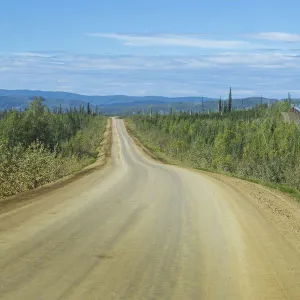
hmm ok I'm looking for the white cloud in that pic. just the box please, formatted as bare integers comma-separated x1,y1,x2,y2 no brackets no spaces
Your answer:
1,52,300,74
248,32,300,42
12,52,58,58
1,52,300,97
205,53,299,68
87,33,252,49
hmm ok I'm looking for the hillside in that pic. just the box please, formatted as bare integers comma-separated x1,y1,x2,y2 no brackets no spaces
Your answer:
0,89,278,115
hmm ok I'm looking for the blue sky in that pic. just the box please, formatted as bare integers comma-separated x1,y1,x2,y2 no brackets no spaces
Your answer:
1,0,300,97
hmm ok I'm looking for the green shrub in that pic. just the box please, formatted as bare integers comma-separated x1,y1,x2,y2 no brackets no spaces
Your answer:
127,100,300,191
0,98,107,198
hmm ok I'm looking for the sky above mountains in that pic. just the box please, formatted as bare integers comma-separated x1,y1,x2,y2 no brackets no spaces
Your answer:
1,0,300,98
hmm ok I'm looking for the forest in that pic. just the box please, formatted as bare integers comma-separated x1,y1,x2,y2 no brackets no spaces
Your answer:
127,99,300,191
0,97,107,198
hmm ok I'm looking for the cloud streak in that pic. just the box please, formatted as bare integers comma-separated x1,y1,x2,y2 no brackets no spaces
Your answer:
2,32,300,97
2,52,300,72
0,51,299,97
248,32,300,42
87,33,252,49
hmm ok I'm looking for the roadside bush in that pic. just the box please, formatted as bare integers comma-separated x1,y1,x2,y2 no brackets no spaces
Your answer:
0,98,107,198
127,100,300,191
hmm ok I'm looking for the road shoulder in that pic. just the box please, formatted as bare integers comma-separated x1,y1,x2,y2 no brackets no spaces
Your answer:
0,118,113,214
125,120,300,254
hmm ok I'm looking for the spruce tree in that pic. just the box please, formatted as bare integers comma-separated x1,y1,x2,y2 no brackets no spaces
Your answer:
87,102,91,115
228,87,232,112
218,97,222,113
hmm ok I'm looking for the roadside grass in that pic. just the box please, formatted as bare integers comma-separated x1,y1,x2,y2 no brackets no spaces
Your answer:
0,118,111,200
125,120,300,203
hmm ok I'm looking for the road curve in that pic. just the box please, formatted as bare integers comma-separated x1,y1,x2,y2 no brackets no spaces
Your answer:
1,118,300,299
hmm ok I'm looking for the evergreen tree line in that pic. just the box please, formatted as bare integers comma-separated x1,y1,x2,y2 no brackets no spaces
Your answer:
218,87,233,113
127,100,300,190
0,97,107,198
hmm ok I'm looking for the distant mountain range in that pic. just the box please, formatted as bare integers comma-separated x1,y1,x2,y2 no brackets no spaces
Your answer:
0,89,279,115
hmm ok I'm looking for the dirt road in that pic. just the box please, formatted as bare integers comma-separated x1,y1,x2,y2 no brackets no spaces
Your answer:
1,118,300,299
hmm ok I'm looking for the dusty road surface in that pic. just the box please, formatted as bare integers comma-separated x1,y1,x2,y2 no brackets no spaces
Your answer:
1,118,300,300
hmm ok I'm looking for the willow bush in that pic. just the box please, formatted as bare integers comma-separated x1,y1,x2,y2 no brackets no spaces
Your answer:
127,100,300,190
0,98,106,198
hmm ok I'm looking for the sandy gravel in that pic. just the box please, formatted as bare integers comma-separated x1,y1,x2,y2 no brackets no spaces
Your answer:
0,118,300,299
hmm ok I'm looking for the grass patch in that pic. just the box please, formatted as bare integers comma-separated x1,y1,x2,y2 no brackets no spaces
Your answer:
126,120,300,203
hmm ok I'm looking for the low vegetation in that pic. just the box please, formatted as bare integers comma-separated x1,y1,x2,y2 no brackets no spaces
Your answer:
0,98,107,198
127,99,300,193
